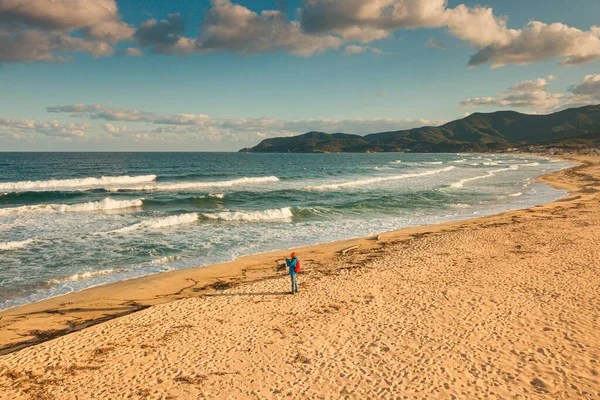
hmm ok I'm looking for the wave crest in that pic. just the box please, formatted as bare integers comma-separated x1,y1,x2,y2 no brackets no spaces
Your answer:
0,175,156,192
203,207,293,221
107,213,199,234
449,166,518,189
0,198,143,216
45,256,182,286
195,193,225,199
307,166,456,190
0,239,34,251
106,176,279,192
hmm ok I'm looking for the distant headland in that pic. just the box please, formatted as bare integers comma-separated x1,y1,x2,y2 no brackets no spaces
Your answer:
240,105,600,153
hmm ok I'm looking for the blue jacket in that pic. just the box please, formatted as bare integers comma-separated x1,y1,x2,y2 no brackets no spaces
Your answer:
286,257,298,275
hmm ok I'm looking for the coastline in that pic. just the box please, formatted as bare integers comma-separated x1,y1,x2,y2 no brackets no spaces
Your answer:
0,155,588,355
0,154,599,398
0,156,594,350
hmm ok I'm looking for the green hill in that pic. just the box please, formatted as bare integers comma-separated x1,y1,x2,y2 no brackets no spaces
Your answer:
239,105,600,153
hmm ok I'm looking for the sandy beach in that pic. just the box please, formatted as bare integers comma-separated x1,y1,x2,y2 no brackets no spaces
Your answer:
0,154,599,399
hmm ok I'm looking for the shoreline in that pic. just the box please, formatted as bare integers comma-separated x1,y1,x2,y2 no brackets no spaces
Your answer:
0,155,587,355
1,154,599,398
0,155,567,312
0,171,567,314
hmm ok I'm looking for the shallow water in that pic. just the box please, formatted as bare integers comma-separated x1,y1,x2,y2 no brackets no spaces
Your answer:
0,152,570,310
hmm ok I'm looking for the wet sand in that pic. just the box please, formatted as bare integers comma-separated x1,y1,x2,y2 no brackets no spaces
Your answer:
0,155,599,399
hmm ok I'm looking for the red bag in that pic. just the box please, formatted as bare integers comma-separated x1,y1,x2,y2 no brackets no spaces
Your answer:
294,260,301,273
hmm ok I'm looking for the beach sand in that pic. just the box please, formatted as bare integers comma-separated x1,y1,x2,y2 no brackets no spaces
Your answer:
0,155,599,399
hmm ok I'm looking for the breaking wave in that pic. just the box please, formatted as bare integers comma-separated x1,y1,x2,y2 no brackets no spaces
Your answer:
46,269,119,285
45,256,182,286
107,213,199,234
306,166,456,190
0,175,156,192
203,207,294,221
0,198,143,216
449,165,519,189
105,176,280,192
196,193,225,199
0,239,34,251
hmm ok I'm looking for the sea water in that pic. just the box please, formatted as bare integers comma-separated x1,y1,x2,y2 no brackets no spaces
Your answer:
0,152,571,310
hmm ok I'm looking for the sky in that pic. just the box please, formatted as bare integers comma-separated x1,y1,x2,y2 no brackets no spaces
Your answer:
1,0,600,151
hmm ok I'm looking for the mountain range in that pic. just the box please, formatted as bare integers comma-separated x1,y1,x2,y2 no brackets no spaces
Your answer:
239,105,600,153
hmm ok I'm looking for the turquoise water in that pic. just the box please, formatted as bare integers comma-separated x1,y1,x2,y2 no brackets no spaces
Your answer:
0,152,570,309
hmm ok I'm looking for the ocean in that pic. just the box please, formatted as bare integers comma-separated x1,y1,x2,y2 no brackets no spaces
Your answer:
0,152,570,310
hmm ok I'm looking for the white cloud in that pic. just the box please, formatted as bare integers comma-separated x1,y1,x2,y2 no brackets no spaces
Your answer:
0,0,132,38
133,13,189,55
567,74,600,106
301,0,600,68
467,21,600,68
0,30,114,63
124,47,142,57
1,0,599,67
0,118,91,139
198,1,342,56
459,76,563,111
102,123,128,134
0,0,133,64
133,3,342,57
46,103,444,141
343,44,384,55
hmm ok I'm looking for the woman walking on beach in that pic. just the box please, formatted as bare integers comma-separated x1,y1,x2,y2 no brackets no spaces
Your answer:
286,252,300,294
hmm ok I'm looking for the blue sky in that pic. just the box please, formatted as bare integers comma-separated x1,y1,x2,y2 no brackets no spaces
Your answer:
1,0,599,151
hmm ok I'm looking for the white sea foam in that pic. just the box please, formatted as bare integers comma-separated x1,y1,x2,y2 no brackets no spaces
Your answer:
423,161,443,165
46,269,119,285
451,159,467,163
508,192,524,197
519,162,541,167
0,175,156,192
203,207,294,221
107,213,199,234
195,193,226,199
141,255,182,266
449,165,519,189
106,176,279,192
307,166,456,190
0,198,143,216
449,203,471,208
45,255,182,286
0,239,34,251
389,160,402,164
